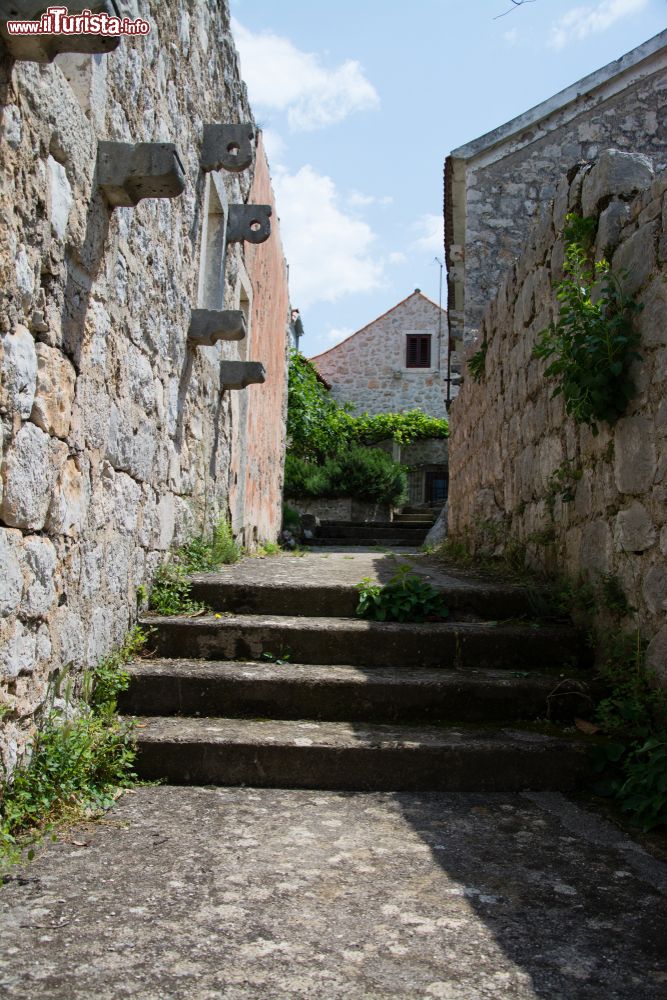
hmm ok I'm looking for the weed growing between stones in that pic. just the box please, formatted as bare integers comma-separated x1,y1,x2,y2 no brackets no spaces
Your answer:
0,626,149,871
356,565,449,624
467,338,488,383
534,213,643,434
148,519,241,616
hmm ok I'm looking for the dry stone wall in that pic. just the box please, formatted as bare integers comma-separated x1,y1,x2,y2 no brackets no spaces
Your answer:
0,2,289,771
448,151,667,683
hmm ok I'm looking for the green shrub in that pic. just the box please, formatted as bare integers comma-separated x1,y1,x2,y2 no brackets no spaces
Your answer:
285,448,407,506
356,566,449,623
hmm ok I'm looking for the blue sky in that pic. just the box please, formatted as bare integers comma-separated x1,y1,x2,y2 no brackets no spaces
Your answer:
229,0,666,357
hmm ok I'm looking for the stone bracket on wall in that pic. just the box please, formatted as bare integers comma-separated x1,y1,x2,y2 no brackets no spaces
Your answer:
97,141,186,208
220,361,266,389
226,205,272,245
188,309,247,348
200,124,255,174
0,1,121,62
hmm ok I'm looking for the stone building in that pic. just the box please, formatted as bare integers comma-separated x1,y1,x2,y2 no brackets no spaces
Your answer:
311,291,451,506
448,149,667,683
0,1,290,771
445,29,667,348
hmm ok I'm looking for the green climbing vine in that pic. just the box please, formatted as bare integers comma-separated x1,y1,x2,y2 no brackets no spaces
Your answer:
534,213,643,434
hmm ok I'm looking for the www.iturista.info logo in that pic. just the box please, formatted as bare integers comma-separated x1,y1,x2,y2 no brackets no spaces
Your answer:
5,5,151,37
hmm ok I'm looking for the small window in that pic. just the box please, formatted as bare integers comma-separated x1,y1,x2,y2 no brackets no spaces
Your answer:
406,334,431,369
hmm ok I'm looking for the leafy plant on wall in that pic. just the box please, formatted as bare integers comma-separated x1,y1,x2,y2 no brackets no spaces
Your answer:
534,213,643,434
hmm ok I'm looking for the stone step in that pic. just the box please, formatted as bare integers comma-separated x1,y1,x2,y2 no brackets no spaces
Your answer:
188,577,556,621
142,614,589,671
303,537,425,548
131,716,591,791
121,659,594,723
394,513,436,524
313,524,429,540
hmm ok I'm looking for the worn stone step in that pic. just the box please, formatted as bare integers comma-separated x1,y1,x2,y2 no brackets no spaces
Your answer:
131,716,590,791
189,576,559,621
316,523,428,539
394,513,436,523
303,537,425,548
121,659,594,723
142,614,589,671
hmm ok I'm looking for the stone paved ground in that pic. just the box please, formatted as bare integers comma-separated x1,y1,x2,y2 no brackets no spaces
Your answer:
0,786,666,999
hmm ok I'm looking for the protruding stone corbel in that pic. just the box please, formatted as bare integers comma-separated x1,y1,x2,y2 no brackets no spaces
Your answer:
220,361,266,389
0,1,121,62
188,310,246,347
97,141,186,208
201,124,254,174
226,205,271,245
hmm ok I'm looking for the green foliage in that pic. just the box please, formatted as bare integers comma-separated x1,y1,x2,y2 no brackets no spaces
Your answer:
86,625,150,713
356,565,449,623
546,460,583,510
351,410,448,446
534,213,643,433
284,448,407,506
287,351,448,460
591,630,667,831
467,340,488,383
149,519,240,616
0,628,146,868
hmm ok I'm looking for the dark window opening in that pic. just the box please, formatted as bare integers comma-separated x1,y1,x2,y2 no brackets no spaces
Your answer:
425,468,448,504
406,334,431,368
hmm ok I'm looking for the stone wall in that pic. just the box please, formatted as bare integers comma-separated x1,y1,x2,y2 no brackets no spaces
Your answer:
446,31,667,348
0,2,289,771
448,151,667,682
311,290,451,418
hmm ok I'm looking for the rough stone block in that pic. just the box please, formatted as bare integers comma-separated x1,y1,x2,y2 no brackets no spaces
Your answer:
637,276,667,348
580,520,612,577
0,528,24,618
581,150,654,217
0,620,36,679
220,361,266,390
188,310,247,347
611,222,657,297
1,423,66,531
1,324,37,420
642,564,667,615
595,200,630,257
614,501,656,553
97,141,186,208
646,624,667,685
47,155,73,240
200,124,254,173
47,456,89,537
31,343,76,438
22,536,57,619
614,416,657,495
226,205,272,245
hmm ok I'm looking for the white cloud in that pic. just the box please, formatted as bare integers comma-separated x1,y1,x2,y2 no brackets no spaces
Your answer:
411,214,444,255
272,164,385,307
503,28,519,44
261,128,286,164
347,191,393,209
388,251,408,265
325,326,355,346
232,19,379,131
549,0,649,49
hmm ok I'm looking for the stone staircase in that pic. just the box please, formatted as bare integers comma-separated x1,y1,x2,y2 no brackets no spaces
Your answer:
120,562,595,792
304,519,430,548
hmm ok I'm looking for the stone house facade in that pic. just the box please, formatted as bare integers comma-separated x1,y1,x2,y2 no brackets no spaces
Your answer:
0,1,289,771
445,29,667,349
311,291,451,506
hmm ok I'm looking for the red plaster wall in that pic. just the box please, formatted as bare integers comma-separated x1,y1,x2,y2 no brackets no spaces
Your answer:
229,134,289,545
